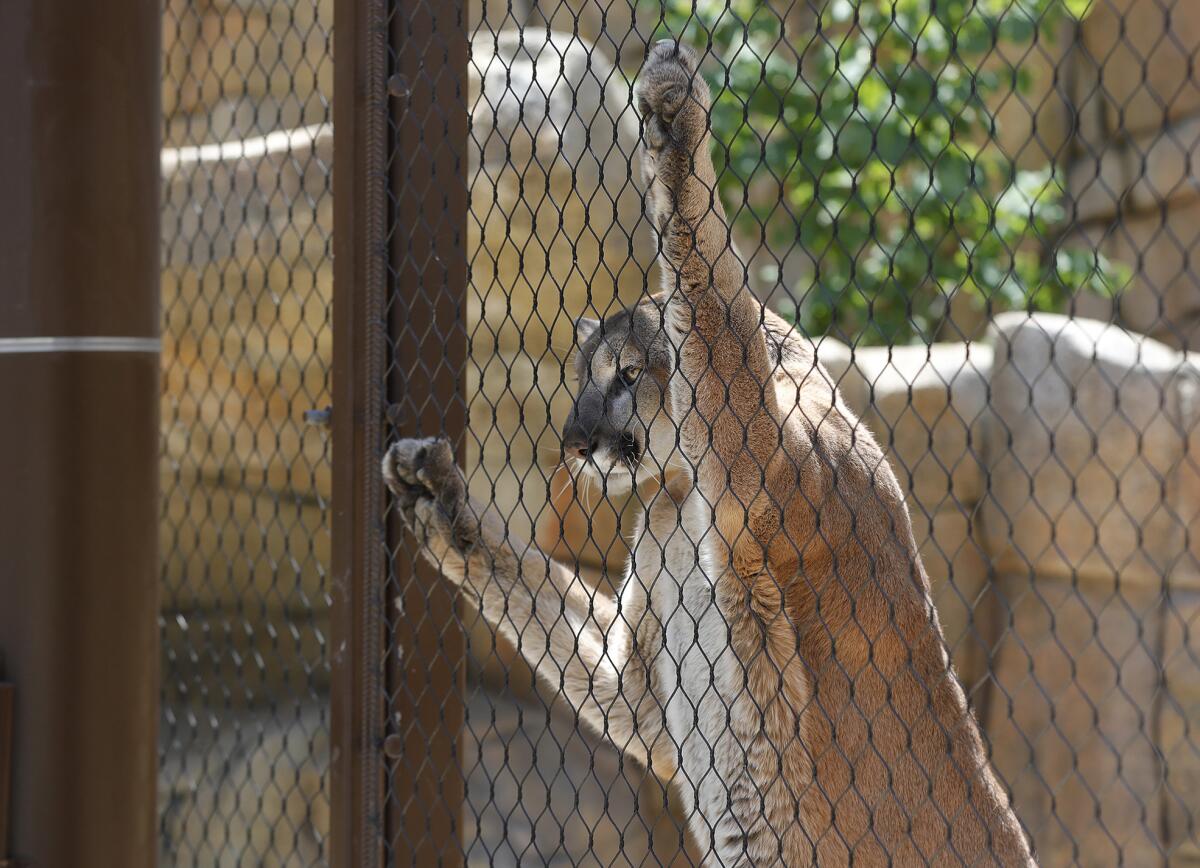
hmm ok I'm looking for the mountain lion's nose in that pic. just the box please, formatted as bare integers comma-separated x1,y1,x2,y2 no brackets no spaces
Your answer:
563,430,598,461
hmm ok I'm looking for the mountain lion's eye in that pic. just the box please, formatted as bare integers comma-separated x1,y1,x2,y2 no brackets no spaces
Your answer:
620,365,642,385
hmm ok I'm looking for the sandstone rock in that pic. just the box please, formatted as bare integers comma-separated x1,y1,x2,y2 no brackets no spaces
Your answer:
986,575,1164,868
162,123,333,269
160,123,331,642
465,352,571,544
842,342,992,508
162,0,332,145
161,468,329,619
1159,588,1200,865
1110,197,1200,349
162,0,202,121
467,30,652,358
1179,380,1200,598
1070,115,1200,225
990,15,1076,169
1082,0,1200,138
983,312,1199,590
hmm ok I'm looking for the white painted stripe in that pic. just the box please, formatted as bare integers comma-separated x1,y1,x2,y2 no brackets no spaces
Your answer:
160,122,332,173
0,336,161,355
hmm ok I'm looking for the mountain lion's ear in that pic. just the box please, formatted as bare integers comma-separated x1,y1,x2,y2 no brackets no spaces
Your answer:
575,316,600,345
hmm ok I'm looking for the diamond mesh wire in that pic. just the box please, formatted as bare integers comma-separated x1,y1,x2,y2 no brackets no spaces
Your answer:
375,0,1200,864
158,1,334,865
159,0,1200,863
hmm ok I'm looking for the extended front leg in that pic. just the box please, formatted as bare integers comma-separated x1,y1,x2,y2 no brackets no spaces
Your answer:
636,43,781,516
637,41,740,292
382,438,671,774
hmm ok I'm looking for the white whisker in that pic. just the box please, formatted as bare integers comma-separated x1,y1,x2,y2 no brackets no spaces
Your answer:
546,460,569,500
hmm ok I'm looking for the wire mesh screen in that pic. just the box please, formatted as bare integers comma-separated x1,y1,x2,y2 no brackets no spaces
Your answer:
371,0,1200,864
158,1,334,864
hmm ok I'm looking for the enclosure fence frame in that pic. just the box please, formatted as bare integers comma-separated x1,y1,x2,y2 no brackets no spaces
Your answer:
331,0,469,864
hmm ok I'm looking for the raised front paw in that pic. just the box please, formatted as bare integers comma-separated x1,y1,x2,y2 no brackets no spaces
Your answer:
636,40,710,153
382,437,476,554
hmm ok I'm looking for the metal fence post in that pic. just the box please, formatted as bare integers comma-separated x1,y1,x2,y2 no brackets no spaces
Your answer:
332,0,468,864
0,1,161,866
383,0,470,860
331,0,388,864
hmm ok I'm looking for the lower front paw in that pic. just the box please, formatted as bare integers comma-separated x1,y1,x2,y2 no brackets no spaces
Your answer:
381,437,476,554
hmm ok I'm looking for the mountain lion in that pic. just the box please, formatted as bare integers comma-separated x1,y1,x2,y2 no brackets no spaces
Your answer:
382,41,1032,867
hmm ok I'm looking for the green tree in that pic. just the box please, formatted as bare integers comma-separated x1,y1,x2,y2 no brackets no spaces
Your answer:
644,0,1126,344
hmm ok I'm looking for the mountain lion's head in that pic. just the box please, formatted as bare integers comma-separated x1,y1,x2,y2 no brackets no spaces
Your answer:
561,298,680,493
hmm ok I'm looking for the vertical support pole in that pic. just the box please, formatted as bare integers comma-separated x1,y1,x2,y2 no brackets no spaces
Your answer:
332,0,468,864
0,1,161,867
384,0,469,861
0,678,13,863
331,0,387,865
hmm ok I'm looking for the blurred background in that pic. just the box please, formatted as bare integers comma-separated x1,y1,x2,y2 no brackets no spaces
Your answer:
156,0,1200,865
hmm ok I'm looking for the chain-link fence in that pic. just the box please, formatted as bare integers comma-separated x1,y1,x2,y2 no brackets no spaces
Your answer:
375,0,1200,864
159,1,333,865
158,0,1200,864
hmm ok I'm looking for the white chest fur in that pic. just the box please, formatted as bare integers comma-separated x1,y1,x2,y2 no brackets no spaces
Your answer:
629,488,746,858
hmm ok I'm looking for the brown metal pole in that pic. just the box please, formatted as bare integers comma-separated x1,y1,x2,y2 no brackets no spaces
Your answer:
0,678,12,862
331,0,388,866
332,0,468,864
383,0,469,851
0,1,161,867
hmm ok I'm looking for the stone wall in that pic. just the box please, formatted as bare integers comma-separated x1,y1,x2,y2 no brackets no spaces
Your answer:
160,123,333,709
162,0,332,148
992,0,1200,348
983,313,1200,866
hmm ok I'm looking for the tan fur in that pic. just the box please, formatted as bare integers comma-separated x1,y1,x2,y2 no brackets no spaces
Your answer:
634,41,1032,866
381,41,1033,866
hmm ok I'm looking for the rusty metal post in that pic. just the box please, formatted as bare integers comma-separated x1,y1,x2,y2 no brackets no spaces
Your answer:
332,0,468,864
0,1,161,867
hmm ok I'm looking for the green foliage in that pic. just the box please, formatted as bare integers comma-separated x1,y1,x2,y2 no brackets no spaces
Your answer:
643,0,1128,344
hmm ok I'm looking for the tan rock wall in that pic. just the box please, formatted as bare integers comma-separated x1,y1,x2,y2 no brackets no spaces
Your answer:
983,312,1196,590
1061,2,1200,348
160,124,333,694
985,575,1165,867
162,0,333,147
983,312,1200,865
